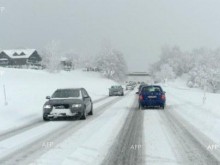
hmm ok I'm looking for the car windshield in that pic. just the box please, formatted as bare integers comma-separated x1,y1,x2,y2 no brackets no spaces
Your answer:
51,89,80,98
142,86,162,93
111,86,121,89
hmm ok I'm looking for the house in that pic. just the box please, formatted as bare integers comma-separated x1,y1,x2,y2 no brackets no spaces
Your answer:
0,49,42,67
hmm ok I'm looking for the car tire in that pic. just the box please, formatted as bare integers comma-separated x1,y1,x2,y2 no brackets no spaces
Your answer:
88,104,93,115
43,115,49,121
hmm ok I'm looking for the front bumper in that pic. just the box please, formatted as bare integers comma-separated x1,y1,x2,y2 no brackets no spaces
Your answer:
43,106,84,118
110,91,123,95
139,100,165,107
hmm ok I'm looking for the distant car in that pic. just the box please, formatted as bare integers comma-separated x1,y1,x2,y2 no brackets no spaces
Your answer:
109,85,124,96
138,85,166,109
126,84,134,90
43,88,93,121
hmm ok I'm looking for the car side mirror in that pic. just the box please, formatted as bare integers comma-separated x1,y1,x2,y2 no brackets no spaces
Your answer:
136,92,139,94
46,96,50,99
83,95,89,99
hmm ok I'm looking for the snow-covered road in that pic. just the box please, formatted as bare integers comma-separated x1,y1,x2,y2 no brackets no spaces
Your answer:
101,90,220,165
143,109,219,165
1,89,219,165
0,69,219,165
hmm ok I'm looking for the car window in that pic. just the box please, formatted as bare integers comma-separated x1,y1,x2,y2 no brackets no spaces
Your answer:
51,89,79,98
141,86,162,93
81,89,89,97
111,86,121,89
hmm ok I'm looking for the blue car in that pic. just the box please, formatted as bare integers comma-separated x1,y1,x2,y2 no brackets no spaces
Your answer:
138,85,166,109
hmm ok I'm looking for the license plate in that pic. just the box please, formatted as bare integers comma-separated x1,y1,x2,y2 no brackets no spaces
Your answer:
55,106,65,109
148,96,157,98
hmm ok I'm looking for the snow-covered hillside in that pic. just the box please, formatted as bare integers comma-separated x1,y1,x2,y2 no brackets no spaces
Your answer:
0,68,117,133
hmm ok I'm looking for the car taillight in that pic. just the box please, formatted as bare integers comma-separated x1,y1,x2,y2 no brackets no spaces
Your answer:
139,95,144,100
161,94,166,100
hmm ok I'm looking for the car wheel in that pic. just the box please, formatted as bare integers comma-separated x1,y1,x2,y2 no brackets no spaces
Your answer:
43,115,49,121
88,104,93,115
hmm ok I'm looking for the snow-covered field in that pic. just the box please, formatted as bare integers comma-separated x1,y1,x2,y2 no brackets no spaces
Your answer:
0,67,219,165
0,68,117,133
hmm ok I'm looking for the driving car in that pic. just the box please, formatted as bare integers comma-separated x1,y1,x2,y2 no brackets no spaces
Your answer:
126,84,135,90
109,85,124,96
138,85,166,109
43,88,93,121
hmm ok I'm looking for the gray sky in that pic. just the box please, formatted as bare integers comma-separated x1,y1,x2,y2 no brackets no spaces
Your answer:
1,0,220,71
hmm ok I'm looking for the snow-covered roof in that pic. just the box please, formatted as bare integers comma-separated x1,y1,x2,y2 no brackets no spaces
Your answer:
1,49,36,59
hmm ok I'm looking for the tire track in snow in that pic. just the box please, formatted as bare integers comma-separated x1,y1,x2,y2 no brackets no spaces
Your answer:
158,107,220,165
102,100,145,165
0,95,110,142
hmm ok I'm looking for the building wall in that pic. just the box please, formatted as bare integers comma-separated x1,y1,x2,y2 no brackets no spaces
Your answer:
11,58,27,65
0,52,12,65
28,51,42,63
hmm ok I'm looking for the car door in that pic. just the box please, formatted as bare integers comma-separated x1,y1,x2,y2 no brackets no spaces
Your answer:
81,89,91,113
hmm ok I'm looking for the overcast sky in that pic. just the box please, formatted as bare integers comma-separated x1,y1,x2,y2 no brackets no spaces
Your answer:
1,0,220,71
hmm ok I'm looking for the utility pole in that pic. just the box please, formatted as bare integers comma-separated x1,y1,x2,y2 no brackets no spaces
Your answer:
202,80,207,104
3,85,7,106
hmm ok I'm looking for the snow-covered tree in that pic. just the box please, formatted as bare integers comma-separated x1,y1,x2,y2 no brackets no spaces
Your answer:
151,45,220,92
41,40,62,73
95,44,128,82
153,64,175,82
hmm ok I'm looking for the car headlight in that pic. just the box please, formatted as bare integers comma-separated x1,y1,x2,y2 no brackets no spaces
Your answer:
44,105,52,109
72,104,82,108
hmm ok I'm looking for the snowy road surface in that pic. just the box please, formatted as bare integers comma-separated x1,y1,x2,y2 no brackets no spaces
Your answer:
0,90,219,165
0,82,219,164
